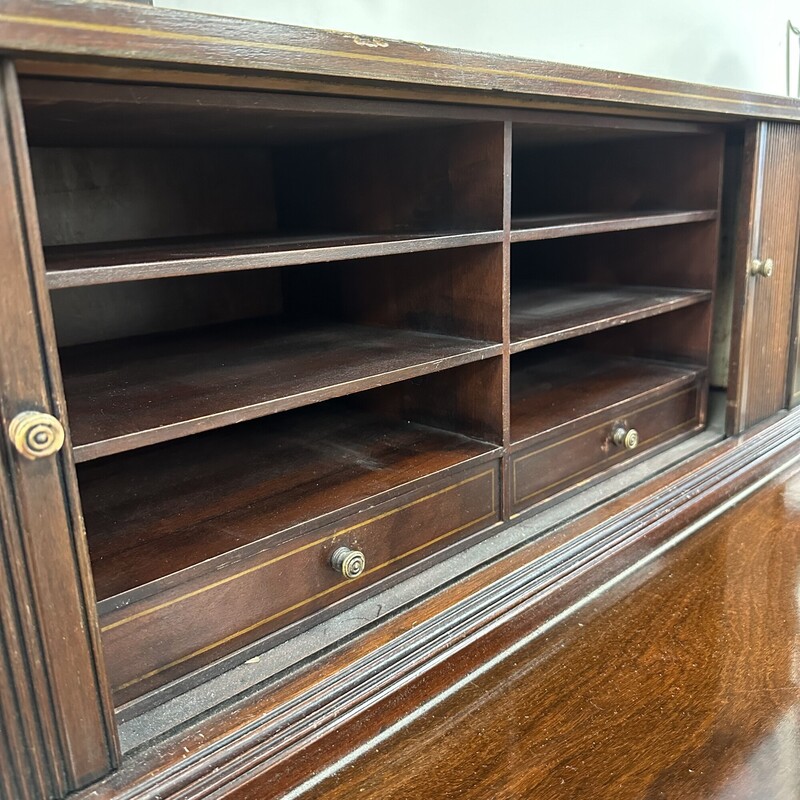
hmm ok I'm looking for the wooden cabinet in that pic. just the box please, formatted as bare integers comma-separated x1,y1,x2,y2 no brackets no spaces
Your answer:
2,4,800,799
728,122,800,432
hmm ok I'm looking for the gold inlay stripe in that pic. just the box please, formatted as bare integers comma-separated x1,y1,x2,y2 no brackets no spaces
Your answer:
512,388,697,505
112,469,498,692
0,13,796,112
103,468,495,633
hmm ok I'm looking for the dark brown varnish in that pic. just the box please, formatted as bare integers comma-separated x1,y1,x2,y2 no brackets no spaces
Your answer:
307,461,800,800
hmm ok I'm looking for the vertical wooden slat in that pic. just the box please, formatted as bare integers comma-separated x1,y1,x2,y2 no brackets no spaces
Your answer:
727,122,800,433
0,61,118,798
500,120,512,519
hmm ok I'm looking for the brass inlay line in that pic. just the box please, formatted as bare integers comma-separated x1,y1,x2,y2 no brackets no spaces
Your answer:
512,389,696,505
113,469,498,692
1,13,796,112
103,468,495,633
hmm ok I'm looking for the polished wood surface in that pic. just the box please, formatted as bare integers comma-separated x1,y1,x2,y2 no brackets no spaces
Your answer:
64,410,800,800
306,460,800,800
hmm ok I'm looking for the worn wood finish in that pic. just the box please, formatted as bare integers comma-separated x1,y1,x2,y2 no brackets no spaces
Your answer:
510,285,711,353
44,230,504,288
510,208,717,242
2,6,798,798
306,459,800,800
510,352,704,446
16,75,712,147
81,403,499,604
728,122,800,433
67,402,800,800
101,459,501,704
510,380,702,514
4,1,800,121
60,320,501,461
0,61,118,797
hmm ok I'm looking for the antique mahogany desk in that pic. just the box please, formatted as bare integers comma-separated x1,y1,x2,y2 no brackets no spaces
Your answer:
2,3,800,798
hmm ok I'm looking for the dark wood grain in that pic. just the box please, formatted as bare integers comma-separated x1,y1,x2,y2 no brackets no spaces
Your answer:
727,122,800,433
44,230,503,288
510,208,717,242
512,134,723,218
510,351,703,446
67,399,800,800
306,460,800,800
12,77,716,149
510,382,701,513
100,459,500,704
275,122,504,235
512,220,720,291
18,77,469,147
80,403,498,603
0,61,118,798
510,284,711,352
4,0,800,121
60,320,501,461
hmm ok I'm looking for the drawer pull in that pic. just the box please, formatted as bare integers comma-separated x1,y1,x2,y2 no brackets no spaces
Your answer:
330,546,366,580
612,424,639,450
9,411,65,460
749,257,774,277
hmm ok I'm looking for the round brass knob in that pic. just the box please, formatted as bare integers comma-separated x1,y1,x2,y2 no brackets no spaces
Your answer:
750,258,774,277
9,411,65,460
330,546,366,580
612,425,639,450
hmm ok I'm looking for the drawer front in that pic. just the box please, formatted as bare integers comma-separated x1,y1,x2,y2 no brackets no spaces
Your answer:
510,384,701,516
101,460,500,703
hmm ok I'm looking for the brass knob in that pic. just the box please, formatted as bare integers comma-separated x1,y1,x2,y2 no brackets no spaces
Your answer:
9,411,65,460
750,258,774,277
612,425,639,450
330,546,366,580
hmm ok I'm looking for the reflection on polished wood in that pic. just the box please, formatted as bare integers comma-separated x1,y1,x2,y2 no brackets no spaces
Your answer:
307,462,800,800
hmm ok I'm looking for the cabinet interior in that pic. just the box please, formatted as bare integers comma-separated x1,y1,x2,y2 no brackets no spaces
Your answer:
19,77,729,710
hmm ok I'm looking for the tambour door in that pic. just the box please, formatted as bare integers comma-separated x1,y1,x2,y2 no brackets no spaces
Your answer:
0,63,118,800
728,122,800,433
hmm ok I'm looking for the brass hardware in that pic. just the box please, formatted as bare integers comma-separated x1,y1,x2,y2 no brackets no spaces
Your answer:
749,258,774,277
9,411,65,460
330,546,366,580
612,424,639,450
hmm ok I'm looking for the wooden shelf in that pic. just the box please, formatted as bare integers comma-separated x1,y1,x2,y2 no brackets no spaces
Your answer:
510,209,717,243
510,285,712,353
79,405,499,603
61,320,501,462
511,352,704,446
44,230,503,288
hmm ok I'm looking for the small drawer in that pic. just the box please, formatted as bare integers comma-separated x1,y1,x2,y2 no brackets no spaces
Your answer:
100,460,500,703
510,382,702,516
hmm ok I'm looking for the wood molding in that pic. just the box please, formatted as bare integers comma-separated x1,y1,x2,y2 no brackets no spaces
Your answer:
0,61,119,799
70,404,800,800
1,0,800,122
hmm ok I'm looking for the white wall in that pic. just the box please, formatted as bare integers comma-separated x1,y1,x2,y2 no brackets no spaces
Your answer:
156,0,799,96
